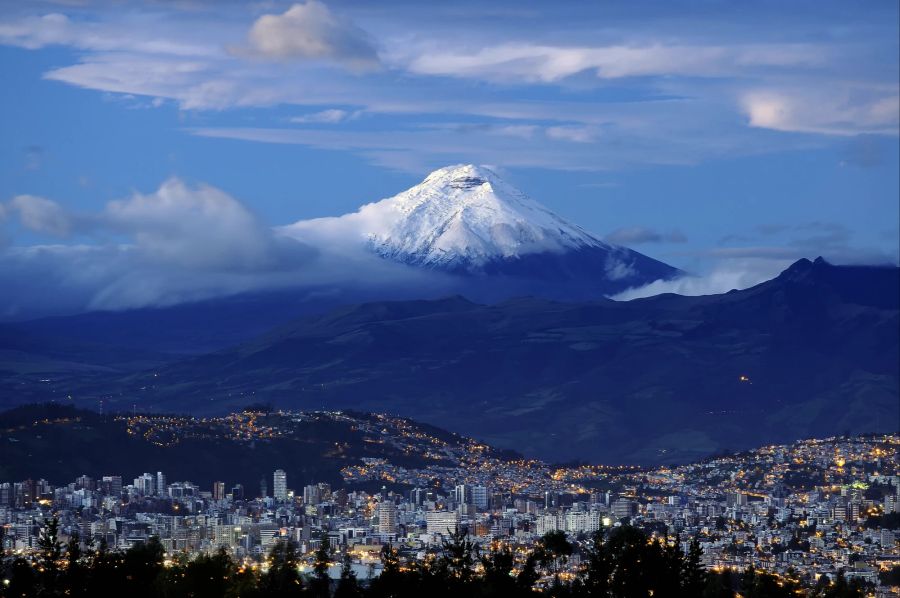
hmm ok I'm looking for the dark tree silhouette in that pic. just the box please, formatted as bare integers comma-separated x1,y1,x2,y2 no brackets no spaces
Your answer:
309,534,333,598
260,539,304,597
334,552,363,598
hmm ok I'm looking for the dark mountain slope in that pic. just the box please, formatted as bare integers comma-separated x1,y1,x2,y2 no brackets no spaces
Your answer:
0,404,478,491
80,258,897,465
3,259,896,464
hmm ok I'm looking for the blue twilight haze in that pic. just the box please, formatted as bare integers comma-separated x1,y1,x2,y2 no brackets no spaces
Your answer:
0,0,897,317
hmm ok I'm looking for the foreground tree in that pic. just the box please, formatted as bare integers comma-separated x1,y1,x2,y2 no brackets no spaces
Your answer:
260,539,304,597
161,546,237,598
440,527,478,588
2,523,866,598
36,517,63,596
123,536,166,598
481,544,519,597
308,534,333,598
334,552,363,598
366,544,405,598
740,567,803,598
810,570,866,598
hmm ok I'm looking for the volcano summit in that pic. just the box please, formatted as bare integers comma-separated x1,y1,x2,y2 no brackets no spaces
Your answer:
284,165,681,298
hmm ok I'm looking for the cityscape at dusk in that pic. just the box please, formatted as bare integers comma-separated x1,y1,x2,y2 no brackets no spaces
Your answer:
0,0,898,596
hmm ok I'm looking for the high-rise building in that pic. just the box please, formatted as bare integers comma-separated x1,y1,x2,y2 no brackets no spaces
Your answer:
75,475,95,491
101,476,122,497
376,501,397,535
537,513,563,535
273,470,287,501
425,511,460,535
454,484,469,505
832,504,847,522
135,473,155,496
612,498,637,519
303,483,330,505
303,484,320,505
156,472,167,497
471,486,489,510
35,479,52,498
19,480,36,508
727,492,748,507
231,484,244,501
213,481,226,501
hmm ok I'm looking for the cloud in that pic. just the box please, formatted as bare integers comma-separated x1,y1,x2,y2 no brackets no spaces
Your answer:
44,55,243,111
605,227,687,245
290,108,356,124
0,178,450,316
0,179,317,312
715,222,898,265
8,194,74,236
0,1,896,179
187,106,766,173
427,122,607,144
0,12,78,49
404,42,825,83
6,180,311,271
424,122,542,140
243,1,379,69
615,240,899,302
616,221,898,300
0,12,216,56
741,87,900,136
103,178,308,271
613,257,793,300
545,125,598,143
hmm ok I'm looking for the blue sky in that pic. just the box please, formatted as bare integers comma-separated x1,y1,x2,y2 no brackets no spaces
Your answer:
0,0,897,316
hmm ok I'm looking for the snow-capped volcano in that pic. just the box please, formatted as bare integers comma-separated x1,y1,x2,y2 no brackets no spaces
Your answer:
361,164,606,269
283,164,680,296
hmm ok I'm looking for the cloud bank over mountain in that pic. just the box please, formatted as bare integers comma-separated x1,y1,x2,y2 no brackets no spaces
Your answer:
0,178,451,318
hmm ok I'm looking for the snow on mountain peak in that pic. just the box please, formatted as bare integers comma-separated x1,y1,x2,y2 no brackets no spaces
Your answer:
280,163,637,276
353,164,608,269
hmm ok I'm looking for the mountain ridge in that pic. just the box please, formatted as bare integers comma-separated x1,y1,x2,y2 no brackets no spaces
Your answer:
4,258,894,466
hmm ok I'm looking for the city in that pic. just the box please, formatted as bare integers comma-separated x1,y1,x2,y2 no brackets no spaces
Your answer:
1,410,898,595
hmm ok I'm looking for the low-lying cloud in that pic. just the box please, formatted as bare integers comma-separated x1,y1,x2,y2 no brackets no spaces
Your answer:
0,178,445,318
613,257,794,300
614,221,899,300
9,194,74,237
